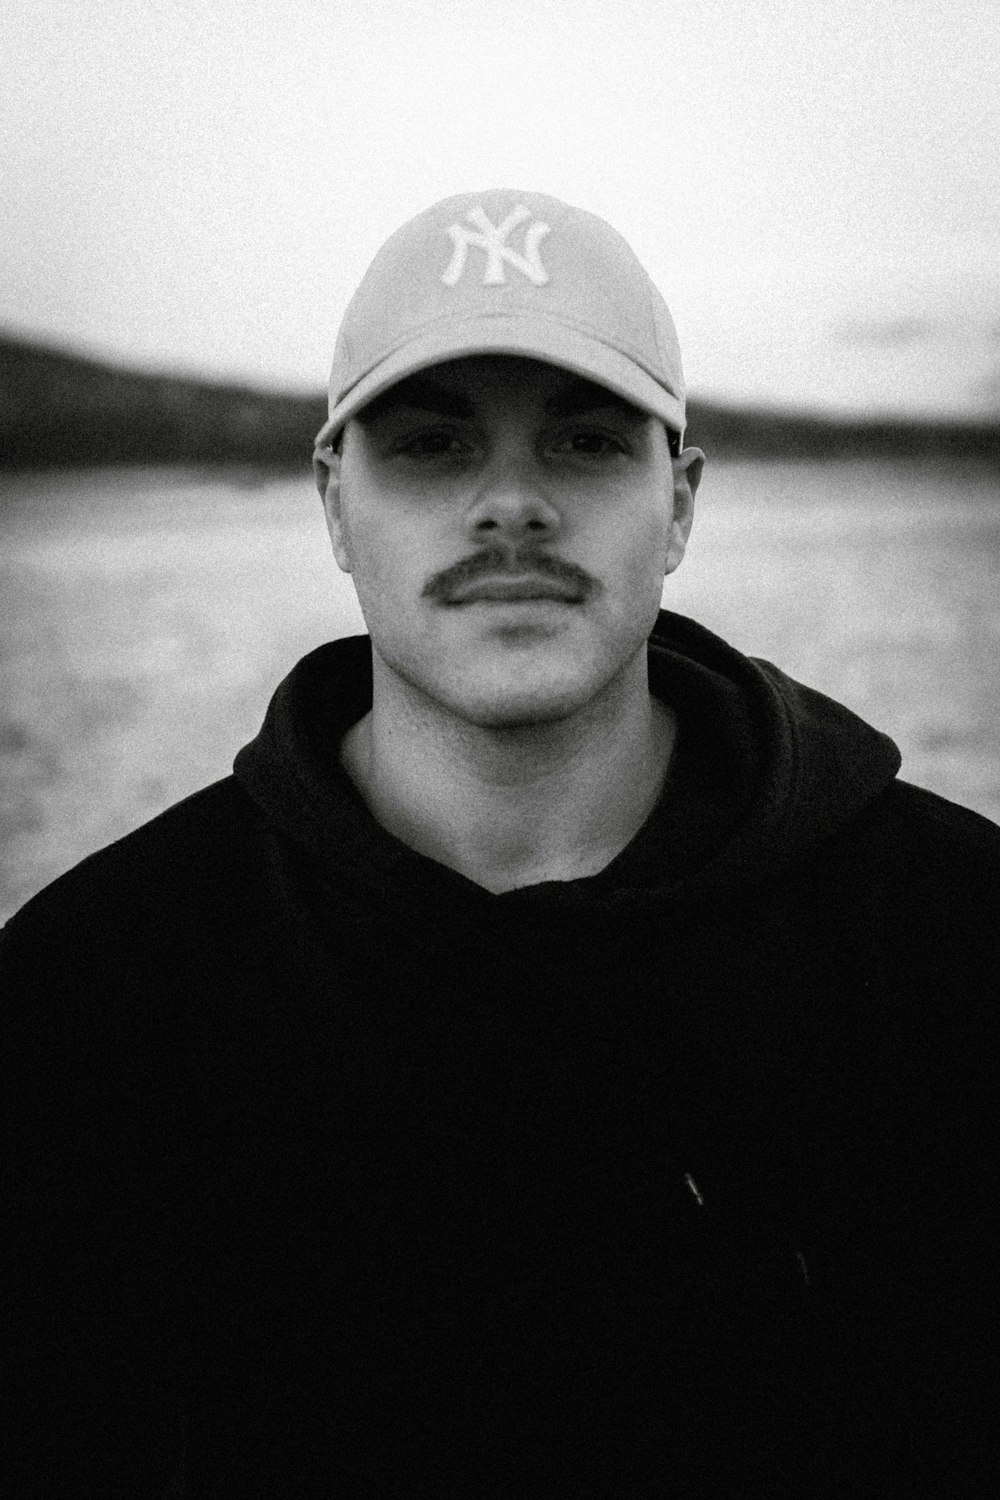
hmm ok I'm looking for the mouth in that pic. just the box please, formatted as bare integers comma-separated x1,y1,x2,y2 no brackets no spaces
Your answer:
449,575,586,605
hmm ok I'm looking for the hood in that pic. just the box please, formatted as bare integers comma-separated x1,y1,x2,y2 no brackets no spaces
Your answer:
233,610,901,918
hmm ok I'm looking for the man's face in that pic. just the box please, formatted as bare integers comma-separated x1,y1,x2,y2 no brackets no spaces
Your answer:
319,354,703,729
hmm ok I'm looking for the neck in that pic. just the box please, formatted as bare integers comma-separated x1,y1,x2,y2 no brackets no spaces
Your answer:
339,653,676,893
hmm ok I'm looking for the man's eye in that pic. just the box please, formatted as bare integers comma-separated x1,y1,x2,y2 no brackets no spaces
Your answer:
395,429,466,459
554,430,628,458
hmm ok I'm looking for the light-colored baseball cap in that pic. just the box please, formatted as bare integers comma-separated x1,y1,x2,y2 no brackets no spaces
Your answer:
314,189,687,460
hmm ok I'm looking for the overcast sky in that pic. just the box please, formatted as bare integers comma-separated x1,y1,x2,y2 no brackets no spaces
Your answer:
3,0,999,417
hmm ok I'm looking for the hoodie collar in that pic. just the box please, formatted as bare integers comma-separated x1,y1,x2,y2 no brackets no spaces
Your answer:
233,611,901,915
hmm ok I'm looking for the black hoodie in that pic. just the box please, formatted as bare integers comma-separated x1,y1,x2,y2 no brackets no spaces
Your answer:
3,610,998,1497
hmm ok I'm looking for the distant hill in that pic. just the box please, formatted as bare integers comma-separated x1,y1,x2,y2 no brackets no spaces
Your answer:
2,330,998,470
0,332,327,471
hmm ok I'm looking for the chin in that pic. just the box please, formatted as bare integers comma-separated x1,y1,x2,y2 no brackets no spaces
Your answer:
442,660,609,730
380,618,646,729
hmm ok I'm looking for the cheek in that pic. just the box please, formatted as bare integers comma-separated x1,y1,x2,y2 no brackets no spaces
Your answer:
339,497,391,581
339,507,430,628
613,503,675,588
600,508,677,633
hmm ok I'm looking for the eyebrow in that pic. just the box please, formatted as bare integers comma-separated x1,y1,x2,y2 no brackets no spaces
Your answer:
355,373,649,425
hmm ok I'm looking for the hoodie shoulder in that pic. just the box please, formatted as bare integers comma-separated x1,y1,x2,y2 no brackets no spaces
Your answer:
800,774,1000,1010
1,776,266,946
851,774,1000,871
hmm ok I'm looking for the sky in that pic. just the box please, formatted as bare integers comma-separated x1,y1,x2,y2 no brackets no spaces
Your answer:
3,0,999,419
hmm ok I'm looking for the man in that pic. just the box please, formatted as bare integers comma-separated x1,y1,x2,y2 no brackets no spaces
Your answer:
3,190,998,1495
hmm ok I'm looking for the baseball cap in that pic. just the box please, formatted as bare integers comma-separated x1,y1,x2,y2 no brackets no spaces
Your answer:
314,189,687,460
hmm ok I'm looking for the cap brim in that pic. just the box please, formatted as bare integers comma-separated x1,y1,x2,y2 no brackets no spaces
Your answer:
313,315,685,452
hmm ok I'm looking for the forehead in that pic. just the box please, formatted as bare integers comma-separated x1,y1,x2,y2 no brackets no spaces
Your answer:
354,354,651,426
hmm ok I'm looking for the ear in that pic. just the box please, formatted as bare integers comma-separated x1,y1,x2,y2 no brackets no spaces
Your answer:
664,445,704,576
314,447,352,575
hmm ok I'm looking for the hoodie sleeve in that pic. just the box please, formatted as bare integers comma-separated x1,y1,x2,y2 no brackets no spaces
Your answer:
799,781,1000,1491
0,882,188,1498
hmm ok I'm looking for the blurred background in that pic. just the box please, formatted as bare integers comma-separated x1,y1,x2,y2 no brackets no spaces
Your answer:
2,0,999,922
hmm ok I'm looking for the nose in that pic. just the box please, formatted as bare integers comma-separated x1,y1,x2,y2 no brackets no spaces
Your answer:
464,458,562,542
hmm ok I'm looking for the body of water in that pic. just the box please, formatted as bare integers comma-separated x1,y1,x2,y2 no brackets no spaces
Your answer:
2,459,998,922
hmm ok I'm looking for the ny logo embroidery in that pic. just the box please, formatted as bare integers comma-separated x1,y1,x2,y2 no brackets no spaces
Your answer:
441,205,551,287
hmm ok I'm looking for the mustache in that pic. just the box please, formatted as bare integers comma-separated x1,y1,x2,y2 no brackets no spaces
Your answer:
422,545,601,605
